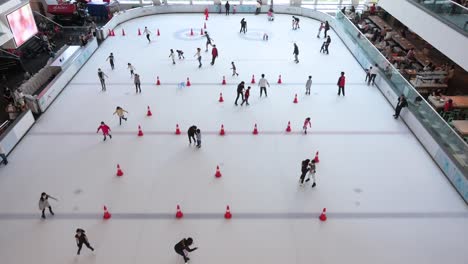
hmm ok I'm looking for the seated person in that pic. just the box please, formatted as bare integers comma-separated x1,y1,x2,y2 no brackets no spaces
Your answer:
443,99,453,112
432,89,442,97
405,48,415,61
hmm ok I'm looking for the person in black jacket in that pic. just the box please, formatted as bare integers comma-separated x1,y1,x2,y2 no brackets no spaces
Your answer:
240,18,247,34
324,21,330,38
394,95,408,119
174,237,198,263
299,159,311,186
293,43,299,63
75,228,94,255
187,125,198,145
235,81,245,106
225,1,230,15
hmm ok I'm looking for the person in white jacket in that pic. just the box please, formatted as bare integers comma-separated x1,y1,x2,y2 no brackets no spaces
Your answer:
39,192,58,219
258,74,270,97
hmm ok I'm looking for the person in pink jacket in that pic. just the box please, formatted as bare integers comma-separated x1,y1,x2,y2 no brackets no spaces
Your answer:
96,121,112,141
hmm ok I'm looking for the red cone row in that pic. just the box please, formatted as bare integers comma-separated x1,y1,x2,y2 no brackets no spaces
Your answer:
175,205,232,219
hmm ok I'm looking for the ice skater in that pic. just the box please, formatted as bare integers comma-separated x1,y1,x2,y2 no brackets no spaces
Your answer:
365,66,372,83
324,21,330,38
127,63,136,77
258,74,270,97
263,33,269,41
368,63,378,85
106,52,115,70
305,75,312,95
194,48,202,68
241,86,250,106
0,144,7,165
97,121,112,141
234,81,245,106
320,36,331,54
211,45,218,65
393,94,408,119
292,16,300,30
39,192,57,219
174,237,198,264
225,1,230,15
196,129,201,148
204,31,214,52
317,22,324,38
299,159,311,186
97,68,108,91
169,49,176,64
75,228,94,255
231,61,239,76
113,106,128,125
305,160,317,188
293,43,299,63
337,71,346,96
143,26,151,43
240,18,247,34
176,49,185,59
188,125,198,145
303,117,311,134
134,73,141,93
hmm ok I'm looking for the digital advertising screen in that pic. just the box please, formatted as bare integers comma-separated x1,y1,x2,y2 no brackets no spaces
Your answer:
6,3,38,47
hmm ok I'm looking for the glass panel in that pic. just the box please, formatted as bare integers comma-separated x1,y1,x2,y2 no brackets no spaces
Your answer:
408,0,468,33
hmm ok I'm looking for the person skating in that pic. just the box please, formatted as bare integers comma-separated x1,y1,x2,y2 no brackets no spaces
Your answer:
258,74,270,97
211,45,218,65
134,73,141,93
365,66,372,83
317,22,324,38
337,71,346,96
127,63,136,77
97,121,112,141
75,228,94,255
324,21,330,38
97,68,108,91
194,48,202,68
231,61,239,76
143,27,151,43
196,129,202,148
169,49,176,64
393,94,408,119
305,160,317,187
0,144,7,165
293,43,299,63
303,117,311,134
174,237,198,264
292,16,300,30
241,86,251,106
225,1,230,15
234,81,245,106
187,125,198,145
369,63,378,85
106,53,115,70
305,76,312,95
113,106,128,125
176,50,185,59
240,18,247,34
39,192,57,219
204,31,214,52
324,36,331,54
299,159,311,186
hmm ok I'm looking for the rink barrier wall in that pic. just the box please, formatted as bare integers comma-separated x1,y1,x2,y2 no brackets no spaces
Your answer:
0,110,35,156
102,6,468,203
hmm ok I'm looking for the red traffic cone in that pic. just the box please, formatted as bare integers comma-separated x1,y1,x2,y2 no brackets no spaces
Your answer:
314,151,320,163
122,28,125,36
175,124,181,135
215,165,222,178
147,106,152,117
186,77,191,86
108,29,112,36
278,75,282,84
293,94,298,104
286,121,292,132
219,124,225,136
204,22,207,29
319,208,327,221
219,93,224,103
138,125,144,137
138,28,141,35
252,123,258,135
224,205,232,219
176,205,184,219
103,206,112,219
222,76,226,85
251,74,256,84
156,76,161,85
190,28,194,36
201,28,204,35
116,164,124,176
157,29,160,36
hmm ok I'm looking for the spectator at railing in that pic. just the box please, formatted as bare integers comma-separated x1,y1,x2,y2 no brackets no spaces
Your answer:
5,103,19,121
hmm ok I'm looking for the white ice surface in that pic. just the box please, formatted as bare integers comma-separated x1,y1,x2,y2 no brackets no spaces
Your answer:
0,14,467,264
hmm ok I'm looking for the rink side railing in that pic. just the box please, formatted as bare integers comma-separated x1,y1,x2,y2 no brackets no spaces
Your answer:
100,4,468,203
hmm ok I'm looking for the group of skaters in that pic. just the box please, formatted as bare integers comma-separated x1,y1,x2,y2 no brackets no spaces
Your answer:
100,54,142,93
187,125,202,148
233,73,271,106
299,157,318,188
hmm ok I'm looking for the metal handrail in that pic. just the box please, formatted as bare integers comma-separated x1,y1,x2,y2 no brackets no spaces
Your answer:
33,11,89,30
0,48,20,59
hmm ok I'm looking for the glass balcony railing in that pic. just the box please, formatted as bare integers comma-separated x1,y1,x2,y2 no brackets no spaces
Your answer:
334,10,468,172
408,0,468,34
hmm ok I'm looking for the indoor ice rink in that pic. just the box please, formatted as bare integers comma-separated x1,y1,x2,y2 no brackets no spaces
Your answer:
0,11,467,264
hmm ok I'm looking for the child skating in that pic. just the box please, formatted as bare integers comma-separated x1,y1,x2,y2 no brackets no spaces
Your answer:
305,160,317,188
75,228,94,255
134,73,141,93
39,192,57,219
305,76,312,95
127,63,136,77
106,52,115,70
317,22,324,38
241,86,250,106
96,121,112,141
176,49,185,59
303,117,311,134
196,129,201,148
143,26,151,43
231,61,239,76
174,237,198,264
113,106,128,125
194,48,202,68
169,49,176,64
204,31,214,52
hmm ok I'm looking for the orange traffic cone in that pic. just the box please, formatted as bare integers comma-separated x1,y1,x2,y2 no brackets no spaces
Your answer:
201,28,204,35
103,206,111,219
175,124,181,135
111,30,115,36
116,164,124,176
176,205,183,219
319,208,327,221
224,205,232,219
215,165,222,178
190,28,194,36
156,76,161,85
219,124,225,136
251,74,256,84
186,77,191,86
278,75,282,84
293,94,298,104
204,22,207,29
147,106,152,117
108,29,112,36
122,28,125,36
286,121,292,132
219,93,224,103
157,29,160,36
138,125,144,137
314,151,320,163
252,123,258,135
222,76,226,85
138,28,141,35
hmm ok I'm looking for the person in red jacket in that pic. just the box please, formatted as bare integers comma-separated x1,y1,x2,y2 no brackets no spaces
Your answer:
211,45,218,65
443,99,453,112
96,121,112,141
337,71,346,96
241,86,251,106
